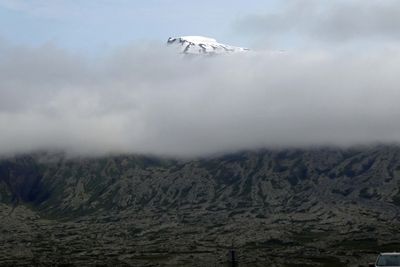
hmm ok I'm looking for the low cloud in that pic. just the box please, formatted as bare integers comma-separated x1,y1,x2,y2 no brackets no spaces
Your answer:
1,40,400,157
235,0,400,45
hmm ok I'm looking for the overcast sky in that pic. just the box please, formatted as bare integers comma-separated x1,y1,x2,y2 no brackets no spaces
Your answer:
1,0,400,157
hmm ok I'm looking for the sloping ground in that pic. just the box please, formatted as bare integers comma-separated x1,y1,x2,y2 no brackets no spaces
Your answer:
1,146,400,266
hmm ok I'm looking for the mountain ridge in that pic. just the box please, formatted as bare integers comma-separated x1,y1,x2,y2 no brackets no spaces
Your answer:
1,146,400,266
167,35,249,54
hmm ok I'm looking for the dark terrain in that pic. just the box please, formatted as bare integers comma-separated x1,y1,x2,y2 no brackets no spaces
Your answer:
1,145,400,266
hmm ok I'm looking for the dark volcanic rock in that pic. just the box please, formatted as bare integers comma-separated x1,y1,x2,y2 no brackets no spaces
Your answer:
1,146,400,266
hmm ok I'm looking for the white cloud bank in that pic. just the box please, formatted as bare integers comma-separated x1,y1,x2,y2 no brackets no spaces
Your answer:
1,40,400,157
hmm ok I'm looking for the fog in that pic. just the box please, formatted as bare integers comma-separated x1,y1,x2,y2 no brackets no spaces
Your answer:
236,0,400,45
1,39,400,157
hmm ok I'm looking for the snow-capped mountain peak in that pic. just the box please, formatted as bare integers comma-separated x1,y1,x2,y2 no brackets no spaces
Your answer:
167,36,249,54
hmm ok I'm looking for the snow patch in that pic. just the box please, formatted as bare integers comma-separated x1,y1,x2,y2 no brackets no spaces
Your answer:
167,35,249,55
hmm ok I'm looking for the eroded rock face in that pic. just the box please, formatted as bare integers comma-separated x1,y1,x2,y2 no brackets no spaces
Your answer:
1,146,400,266
0,156,49,205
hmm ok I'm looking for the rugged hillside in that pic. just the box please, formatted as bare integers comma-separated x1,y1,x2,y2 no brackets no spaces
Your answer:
1,146,400,266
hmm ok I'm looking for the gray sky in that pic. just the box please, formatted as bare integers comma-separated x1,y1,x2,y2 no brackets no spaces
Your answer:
235,0,400,49
1,1,400,157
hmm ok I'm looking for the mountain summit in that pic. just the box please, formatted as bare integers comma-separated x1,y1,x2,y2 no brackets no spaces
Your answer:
167,36,249,54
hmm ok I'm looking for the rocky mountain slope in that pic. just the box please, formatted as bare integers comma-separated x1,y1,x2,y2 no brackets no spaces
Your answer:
1,146,400,266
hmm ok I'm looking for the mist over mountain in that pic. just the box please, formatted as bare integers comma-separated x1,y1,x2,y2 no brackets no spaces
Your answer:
4,0,400,266
1,38,400,157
